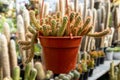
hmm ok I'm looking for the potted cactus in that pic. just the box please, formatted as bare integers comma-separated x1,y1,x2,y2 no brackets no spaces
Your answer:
90,51,99,67
113,47,120,60
87,58,95,77
98,50,105,64
18,0,110,74
105,47,114,60
77,60,89,80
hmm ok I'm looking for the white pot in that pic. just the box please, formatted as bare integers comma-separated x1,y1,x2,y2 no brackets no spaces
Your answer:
113,52,120,60
106,52,113,60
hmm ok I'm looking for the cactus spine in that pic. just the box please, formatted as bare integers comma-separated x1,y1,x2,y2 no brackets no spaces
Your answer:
34,62,45,80
24,63,32,80
12,66,20,80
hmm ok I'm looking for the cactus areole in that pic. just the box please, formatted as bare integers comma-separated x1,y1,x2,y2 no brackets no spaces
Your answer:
38,36,82,74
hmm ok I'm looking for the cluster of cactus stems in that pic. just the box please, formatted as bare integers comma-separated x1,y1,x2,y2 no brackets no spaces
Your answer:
109,62,118,80
0,21,18,80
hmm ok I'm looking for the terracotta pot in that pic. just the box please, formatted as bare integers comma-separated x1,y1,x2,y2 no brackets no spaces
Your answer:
38,36,82,74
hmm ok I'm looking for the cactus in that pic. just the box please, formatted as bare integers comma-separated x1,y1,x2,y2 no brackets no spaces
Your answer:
90,0,94,10
22,8,30,34
83,0,87,22
51,19,57,36
24,63,32,80
28,68,37,80
77,17,92,36
29,10,43,33
45,70,53,79
72,70,80,80
0,34,10,78
42,24,50,36
105,0,110,29
59,0,65,17
57,16,68,36
70,12,75,23
117,64,120,79
43,2,49,17
3,22,10,43
34,62,45,80
74,0,78,12
113,7,119,29
101,6,106,24
109,62,116,80
17,15,26,65
56,0,60,12
86,28,110,38
9,40,17,75
12,66,20,80
18,26,37,63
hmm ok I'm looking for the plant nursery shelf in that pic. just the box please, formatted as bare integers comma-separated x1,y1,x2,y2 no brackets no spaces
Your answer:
88,60,120,80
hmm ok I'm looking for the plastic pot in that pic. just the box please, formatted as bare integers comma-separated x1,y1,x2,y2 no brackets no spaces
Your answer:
113,52,120,60
38,36,82,74
89,68,94,77
79,73,84,80
105,52,113,60
99,56,105,64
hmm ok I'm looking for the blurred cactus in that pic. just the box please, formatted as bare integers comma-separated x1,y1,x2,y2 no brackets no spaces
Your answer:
28,68,37,80
24,63,32,80
34,62,45,80
0,34,10,78
12,66,20,80
57,16,68,36
105,0,111,29
109,62,117,80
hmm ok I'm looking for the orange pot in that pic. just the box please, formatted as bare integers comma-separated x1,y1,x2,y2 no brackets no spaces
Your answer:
38,36,82,74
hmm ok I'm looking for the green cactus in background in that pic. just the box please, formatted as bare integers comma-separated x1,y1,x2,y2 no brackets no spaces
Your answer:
109,61,117,80
28,68,37,80
117,64,120,80
101,6,106,24
34,62,45,80
12,66,20,80
24,63,32,80
57,16,68,36
105,0,110,29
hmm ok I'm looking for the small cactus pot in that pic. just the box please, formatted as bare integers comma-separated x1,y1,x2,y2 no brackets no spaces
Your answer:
105,52,113,60
99,56,105,64
38,36,82,74
89,68,94,77
113,52,120,60
83,70,89,80
94,58,98,68
79,72,84,80
96,57,101,66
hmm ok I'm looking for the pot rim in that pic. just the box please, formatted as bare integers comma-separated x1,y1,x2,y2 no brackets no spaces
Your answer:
39,36,82,39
